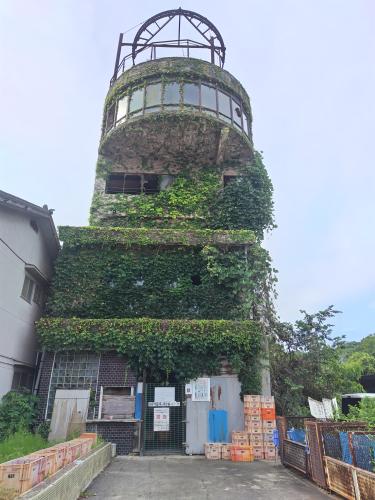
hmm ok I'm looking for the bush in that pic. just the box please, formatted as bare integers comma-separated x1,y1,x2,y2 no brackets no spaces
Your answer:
0,391,38,441
346,397,375,427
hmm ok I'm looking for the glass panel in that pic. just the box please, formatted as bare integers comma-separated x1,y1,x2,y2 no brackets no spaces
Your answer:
129,87,144,114
183,83,199,106
124,175,142,195
116,96,128,122
232,99,242,127
201,85,216,111
106,174,125,194
145,83,162,108
218,90,231,118
164,82,180,105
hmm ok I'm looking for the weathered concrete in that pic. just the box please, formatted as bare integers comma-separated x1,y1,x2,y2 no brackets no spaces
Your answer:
87,456,332,499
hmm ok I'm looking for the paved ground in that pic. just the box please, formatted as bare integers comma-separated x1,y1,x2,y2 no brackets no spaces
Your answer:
87,455,332,500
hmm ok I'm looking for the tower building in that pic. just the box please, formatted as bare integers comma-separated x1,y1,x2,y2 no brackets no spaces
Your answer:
36,9,274,455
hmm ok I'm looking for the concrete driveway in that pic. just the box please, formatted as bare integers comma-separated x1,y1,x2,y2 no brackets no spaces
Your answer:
87,455,332,499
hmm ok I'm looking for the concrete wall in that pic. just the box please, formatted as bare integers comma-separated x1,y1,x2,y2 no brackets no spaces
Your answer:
0,207,55,397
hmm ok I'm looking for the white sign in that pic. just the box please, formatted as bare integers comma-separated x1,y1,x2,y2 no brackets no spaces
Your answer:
154,408,169,431
185,383,193,396
322,398,334,419
192,378,210,402
155,387,175,403
148,401,180,407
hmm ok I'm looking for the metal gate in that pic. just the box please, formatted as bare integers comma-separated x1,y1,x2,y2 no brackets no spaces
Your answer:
143,383,186,454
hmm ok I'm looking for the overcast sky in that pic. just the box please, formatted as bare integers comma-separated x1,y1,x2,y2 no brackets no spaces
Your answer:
1,1,374,341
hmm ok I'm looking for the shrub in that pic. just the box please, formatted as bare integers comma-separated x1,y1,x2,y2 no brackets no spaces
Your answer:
0,391,38,441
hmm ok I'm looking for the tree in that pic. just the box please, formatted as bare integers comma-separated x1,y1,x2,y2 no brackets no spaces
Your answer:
270,306,347,415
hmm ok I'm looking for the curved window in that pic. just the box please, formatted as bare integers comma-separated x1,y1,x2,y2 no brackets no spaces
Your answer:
106,79,251,137
116,95,128,123
164,82,180,105
129,87,144,115
145,83,162,108
201,84,217,111
218,90,231,121
183,83,199,106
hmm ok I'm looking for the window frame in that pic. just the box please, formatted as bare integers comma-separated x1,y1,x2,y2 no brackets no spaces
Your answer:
21,275,34,303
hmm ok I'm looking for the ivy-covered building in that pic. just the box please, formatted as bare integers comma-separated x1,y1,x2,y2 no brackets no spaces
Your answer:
35,9,275,455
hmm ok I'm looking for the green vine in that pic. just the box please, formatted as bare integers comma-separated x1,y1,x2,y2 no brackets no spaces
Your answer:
36,317,262,391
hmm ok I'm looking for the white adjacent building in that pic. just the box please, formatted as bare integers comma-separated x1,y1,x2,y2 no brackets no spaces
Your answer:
0,190,59,398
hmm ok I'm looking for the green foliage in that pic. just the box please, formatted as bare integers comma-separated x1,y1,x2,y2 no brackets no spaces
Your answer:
270,306,348,415
0,430,48,463
46,241,273,320
90,153,274,236
345,397,375,427
0,391,38,441
36,317,262,391
58,226,255,247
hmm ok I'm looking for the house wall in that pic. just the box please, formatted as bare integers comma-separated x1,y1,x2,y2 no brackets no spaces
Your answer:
0,207,55,397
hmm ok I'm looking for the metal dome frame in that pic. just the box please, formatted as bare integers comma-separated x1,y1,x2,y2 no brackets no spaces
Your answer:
111,8,226,85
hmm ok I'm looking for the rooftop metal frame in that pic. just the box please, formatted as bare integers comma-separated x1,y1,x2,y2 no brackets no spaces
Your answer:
111,8,226,86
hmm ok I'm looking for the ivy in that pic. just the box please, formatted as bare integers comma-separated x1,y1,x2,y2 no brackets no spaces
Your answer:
46,242,273,320
90,152,274,237
36,318,262,391
58,227,255,248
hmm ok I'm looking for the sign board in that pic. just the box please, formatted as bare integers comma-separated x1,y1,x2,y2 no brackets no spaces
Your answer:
308,397,327,419
185,383,193,396
154,407,169,431
192,378,210,402
148,401,180,407
322,398,334,419
155,387,175,403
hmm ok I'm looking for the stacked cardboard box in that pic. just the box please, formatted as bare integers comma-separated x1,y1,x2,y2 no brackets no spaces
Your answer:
244,395,277,460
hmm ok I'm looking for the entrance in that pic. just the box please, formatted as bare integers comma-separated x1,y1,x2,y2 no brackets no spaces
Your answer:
143,383,186,454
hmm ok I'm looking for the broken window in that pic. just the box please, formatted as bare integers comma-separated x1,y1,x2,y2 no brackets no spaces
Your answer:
100,387,135,420
105,173,171,195
218,90,232,124
232,99,243,129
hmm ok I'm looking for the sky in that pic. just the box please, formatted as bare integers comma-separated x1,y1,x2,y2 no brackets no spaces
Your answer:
0,1,374,341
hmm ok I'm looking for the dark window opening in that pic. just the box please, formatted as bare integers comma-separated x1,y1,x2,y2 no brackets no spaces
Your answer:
191,275,202,286
12,365,34,391
223,175,238,187
123,174,142,194
106,173,173,195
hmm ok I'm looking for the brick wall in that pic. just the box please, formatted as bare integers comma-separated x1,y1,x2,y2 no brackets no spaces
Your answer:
36,351,139,454
86,421,138,455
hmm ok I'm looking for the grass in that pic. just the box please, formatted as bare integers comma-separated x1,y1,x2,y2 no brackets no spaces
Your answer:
0,431,48,463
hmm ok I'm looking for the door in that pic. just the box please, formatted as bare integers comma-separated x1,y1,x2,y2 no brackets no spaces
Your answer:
143,383,185,454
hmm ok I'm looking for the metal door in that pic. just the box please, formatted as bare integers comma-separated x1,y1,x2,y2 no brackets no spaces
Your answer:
143,383,185,454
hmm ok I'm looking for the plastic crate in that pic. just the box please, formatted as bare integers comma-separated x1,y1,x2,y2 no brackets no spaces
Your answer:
244,406,261,416
29,451,57,478
244,395,261,403
205,443,221,460
262,419,276,430
232,431,248,441
261,396,275,404
248,427,262,436
263,433,274,444
264,445,277,460
43,445,67,470
67,439,83,461
261,401,275,409
230,445,254,462
80,433,97,445
77,438,93,456
0,455,44,495
221,444,232,460
261,408,276,420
